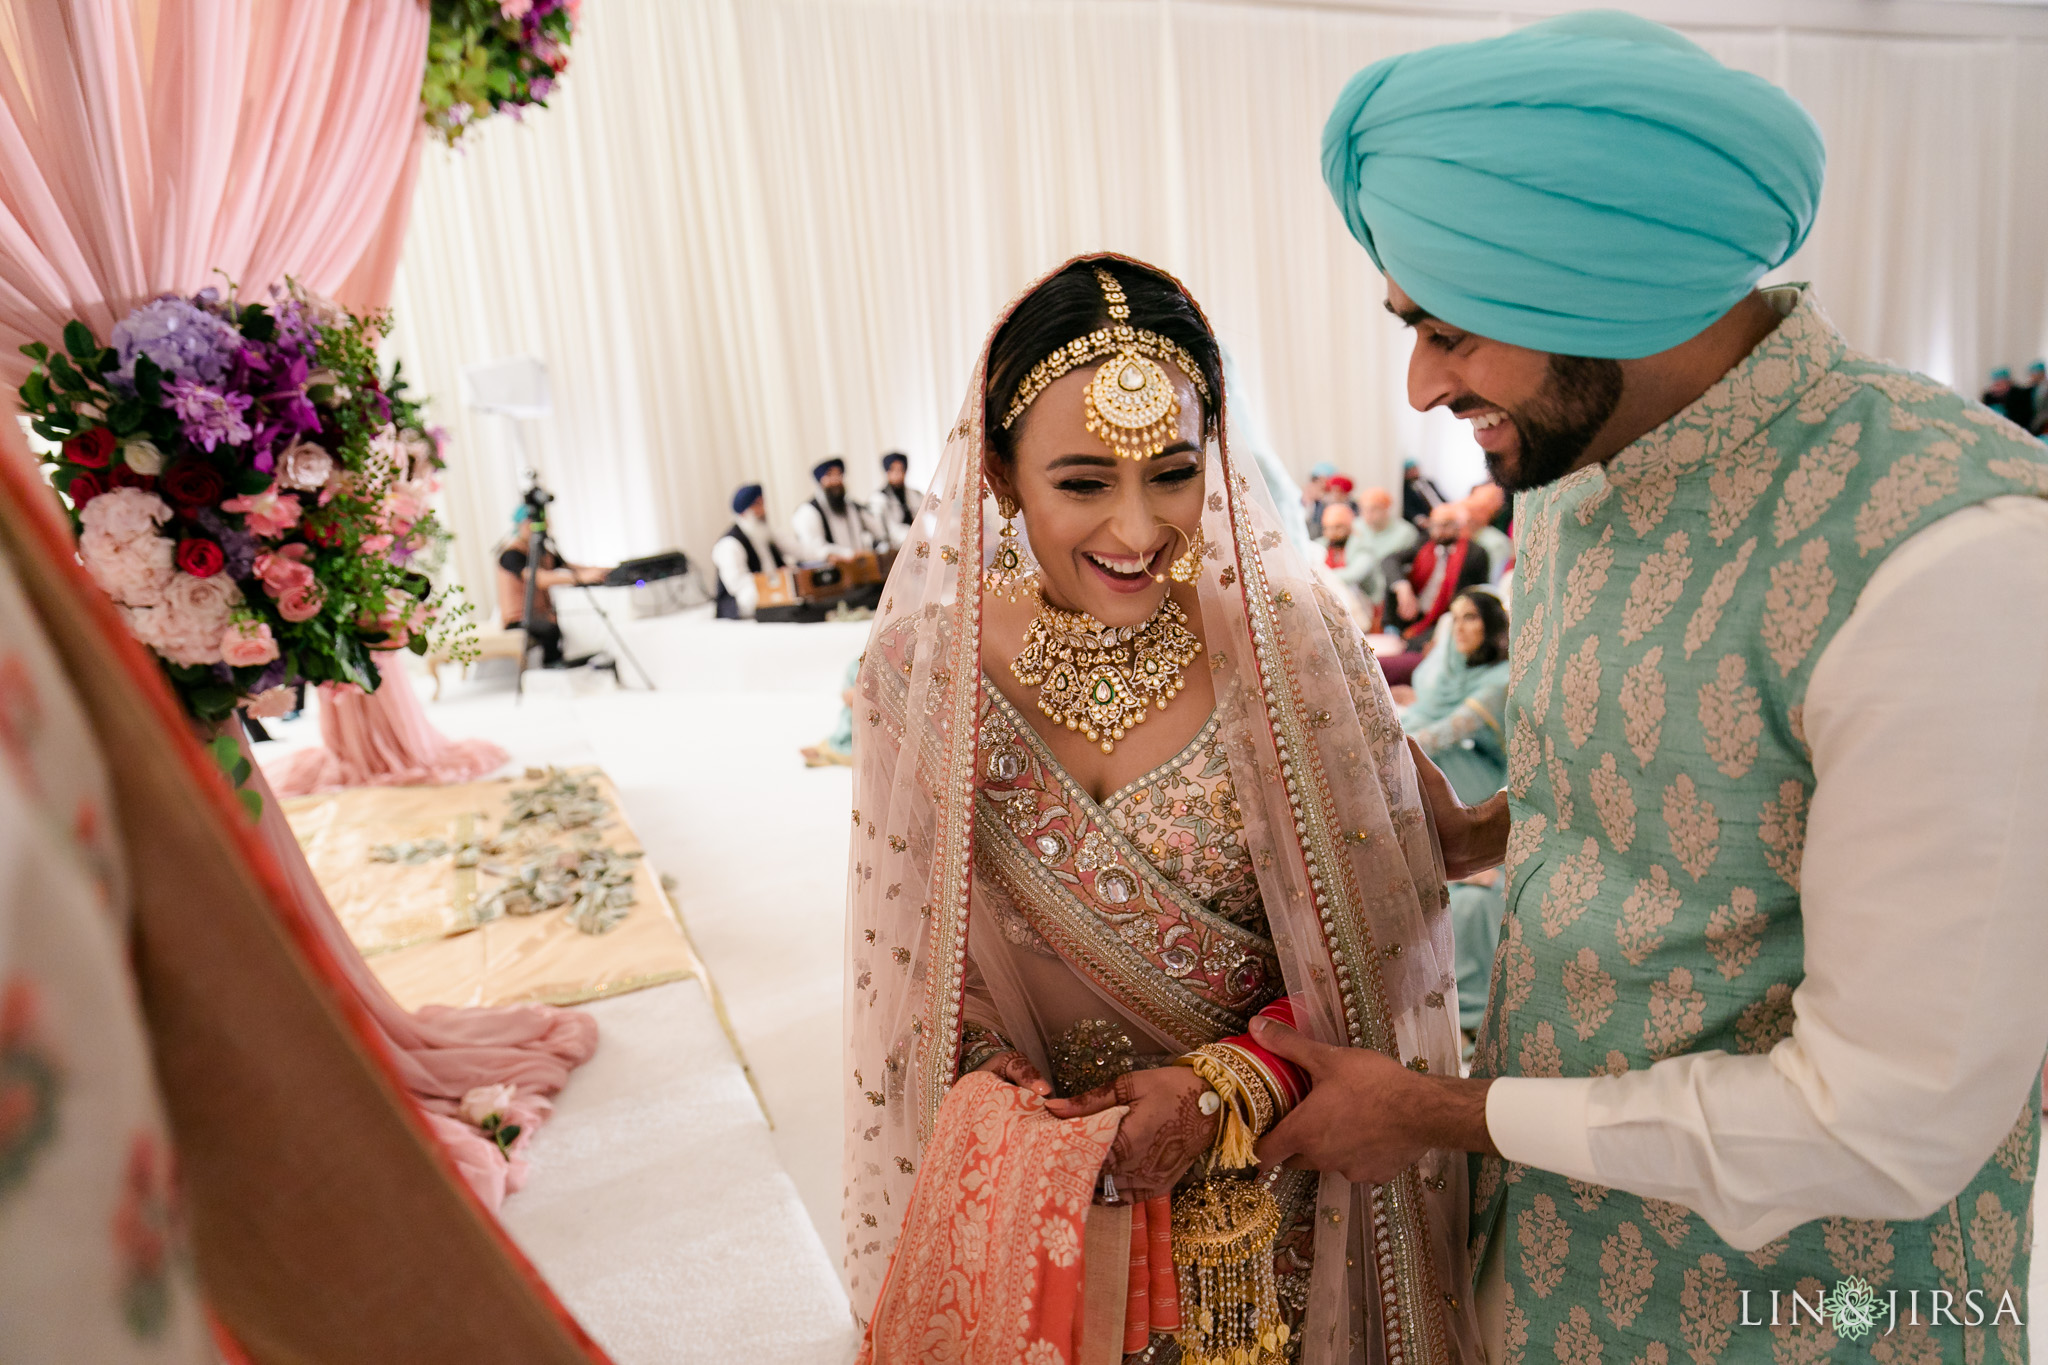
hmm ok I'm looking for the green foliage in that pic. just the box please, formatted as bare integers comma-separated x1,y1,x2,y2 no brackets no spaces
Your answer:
420,0,575,146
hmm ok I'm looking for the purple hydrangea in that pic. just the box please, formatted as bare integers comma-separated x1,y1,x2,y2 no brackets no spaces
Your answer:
272,295,325,358
166,377,253,451
110,297,242,390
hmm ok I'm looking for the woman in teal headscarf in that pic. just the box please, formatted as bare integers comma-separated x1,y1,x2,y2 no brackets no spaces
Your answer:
1398,586,1509,1035
1399,586,1508,803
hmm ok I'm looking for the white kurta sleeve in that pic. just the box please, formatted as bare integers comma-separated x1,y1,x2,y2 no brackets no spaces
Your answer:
709,535,758,617
791,502,829,561
870,492,909,548
1486,495,2048,1249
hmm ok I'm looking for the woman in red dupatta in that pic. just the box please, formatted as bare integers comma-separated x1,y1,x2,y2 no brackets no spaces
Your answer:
845,256,1479,1365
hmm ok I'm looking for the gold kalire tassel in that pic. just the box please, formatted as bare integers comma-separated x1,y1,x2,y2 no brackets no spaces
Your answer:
1170,1179,1289,1365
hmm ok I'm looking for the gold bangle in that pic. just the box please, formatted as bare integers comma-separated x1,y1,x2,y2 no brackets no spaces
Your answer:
1176,1044,1270,1171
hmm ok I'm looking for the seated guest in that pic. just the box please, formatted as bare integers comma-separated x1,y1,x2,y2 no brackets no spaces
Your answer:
1315,502,1388,623
496,508,609,668
869,451,920,549
792,456,887,562
2027,360,2047,436
711,483,792,619
1399,587,1510,803
1983,366,2033,432
1398,587,1511,1037
1325,472,1358,512
1355,485,1417,567
1301,460,1337,540
799,657,861,768
1400,457,1446,529
1382,501,1490,650
1460,481,1514,583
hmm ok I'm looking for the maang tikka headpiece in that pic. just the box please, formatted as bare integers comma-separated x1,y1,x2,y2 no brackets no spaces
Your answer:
999,266,1213,461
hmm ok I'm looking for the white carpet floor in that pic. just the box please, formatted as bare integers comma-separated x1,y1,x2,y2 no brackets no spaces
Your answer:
258,596,2048,1357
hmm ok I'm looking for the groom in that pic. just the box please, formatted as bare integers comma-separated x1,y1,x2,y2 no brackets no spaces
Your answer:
1256,13,2048,1360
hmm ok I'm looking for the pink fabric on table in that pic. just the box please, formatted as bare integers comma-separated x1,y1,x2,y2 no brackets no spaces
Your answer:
267,652,510,797
0,0,430,387
248,743,596,1209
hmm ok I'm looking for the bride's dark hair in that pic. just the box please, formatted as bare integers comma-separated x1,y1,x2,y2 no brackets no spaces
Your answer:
984,257,1225,464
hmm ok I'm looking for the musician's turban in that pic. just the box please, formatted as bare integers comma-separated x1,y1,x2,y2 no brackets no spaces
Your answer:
1321,11,1825,358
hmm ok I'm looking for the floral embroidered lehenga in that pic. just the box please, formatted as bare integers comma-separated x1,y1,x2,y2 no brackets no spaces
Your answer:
844,256,1480,1365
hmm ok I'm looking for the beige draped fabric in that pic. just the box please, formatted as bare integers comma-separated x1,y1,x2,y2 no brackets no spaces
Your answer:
380,0,2048,608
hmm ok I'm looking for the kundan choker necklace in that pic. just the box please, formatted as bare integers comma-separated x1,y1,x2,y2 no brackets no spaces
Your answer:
1010,589,1201,753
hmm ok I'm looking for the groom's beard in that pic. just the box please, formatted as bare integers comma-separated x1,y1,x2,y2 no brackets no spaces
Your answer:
1484,354,1625,493
824,488,849,516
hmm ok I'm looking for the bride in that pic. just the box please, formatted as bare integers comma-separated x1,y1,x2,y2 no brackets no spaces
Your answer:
845,255,1478,1364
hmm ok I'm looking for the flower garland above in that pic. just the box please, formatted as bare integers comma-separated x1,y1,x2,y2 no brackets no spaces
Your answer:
17,285,477,736
422,0,578,146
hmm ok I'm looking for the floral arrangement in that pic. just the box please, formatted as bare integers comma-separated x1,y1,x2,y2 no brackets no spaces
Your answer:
17,284,476,738
421,0,577,146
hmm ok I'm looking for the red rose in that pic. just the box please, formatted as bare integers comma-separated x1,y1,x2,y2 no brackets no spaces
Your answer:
305,519,343,548
106,463,155,492
66,472,105,507
63,427,115,470
160,459,226,511
175,538,225,578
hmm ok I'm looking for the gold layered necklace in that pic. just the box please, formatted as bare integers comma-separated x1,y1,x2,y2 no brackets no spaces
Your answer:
1010,588,1202,754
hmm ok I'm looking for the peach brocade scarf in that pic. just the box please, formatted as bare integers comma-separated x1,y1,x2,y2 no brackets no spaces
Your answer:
860,1072,1126,1365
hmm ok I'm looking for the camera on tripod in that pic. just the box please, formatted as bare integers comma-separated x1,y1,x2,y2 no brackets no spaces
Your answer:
522,480,556,516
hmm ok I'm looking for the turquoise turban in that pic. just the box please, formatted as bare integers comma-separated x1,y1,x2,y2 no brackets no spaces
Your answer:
1321,11,1825,359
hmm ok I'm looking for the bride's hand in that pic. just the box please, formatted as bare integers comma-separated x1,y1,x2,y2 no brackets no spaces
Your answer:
973,1049,1053,1098
1045,1066,1218,1202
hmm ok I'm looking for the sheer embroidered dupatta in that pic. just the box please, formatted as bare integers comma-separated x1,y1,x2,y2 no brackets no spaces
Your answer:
844,254,1480,1364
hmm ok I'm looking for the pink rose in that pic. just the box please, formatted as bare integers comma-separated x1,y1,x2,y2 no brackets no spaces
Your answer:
244,685,296,719
361,534,394,555
499,0,534,17
78,487,172,545
275,441,335,492
220,484,302,538
257,543,316,597
459,1083,518,1126
148,571,241,666
381,479,434,537
276,581,325,623
81,532,175,606
219,619,280,668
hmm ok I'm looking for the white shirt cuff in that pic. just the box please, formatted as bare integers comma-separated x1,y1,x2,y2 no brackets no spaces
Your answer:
1485,1077,1598,1182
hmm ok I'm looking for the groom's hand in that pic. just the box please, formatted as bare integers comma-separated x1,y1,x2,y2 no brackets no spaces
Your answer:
1409,738,1510,880
1251,1016,1496,1185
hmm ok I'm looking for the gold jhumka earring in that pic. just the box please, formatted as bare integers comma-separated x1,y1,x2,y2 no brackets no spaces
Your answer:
982,492,1035,601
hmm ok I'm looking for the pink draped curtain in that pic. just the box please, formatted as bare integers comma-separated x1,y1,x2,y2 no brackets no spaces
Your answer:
0,0,429,389
0,0,599,1213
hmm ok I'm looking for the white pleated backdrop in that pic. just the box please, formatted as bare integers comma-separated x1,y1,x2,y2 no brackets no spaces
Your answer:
382,0,2048,601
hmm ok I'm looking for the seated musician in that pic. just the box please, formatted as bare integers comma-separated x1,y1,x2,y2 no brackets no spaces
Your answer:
791,457,888,563
711,484,794,619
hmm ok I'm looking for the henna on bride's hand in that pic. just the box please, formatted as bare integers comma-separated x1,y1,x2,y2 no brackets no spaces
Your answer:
1098,1069,1219,1201
973,1048,1052,1097
1122,1085,1213,1196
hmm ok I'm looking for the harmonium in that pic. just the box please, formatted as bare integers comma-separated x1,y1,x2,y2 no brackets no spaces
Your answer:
754,548,896,622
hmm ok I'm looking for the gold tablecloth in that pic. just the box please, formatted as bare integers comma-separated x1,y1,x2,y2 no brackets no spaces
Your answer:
283,770,706,1013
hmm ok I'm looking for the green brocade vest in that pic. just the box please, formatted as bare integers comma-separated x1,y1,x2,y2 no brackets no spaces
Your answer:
1471,289,2048,1363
